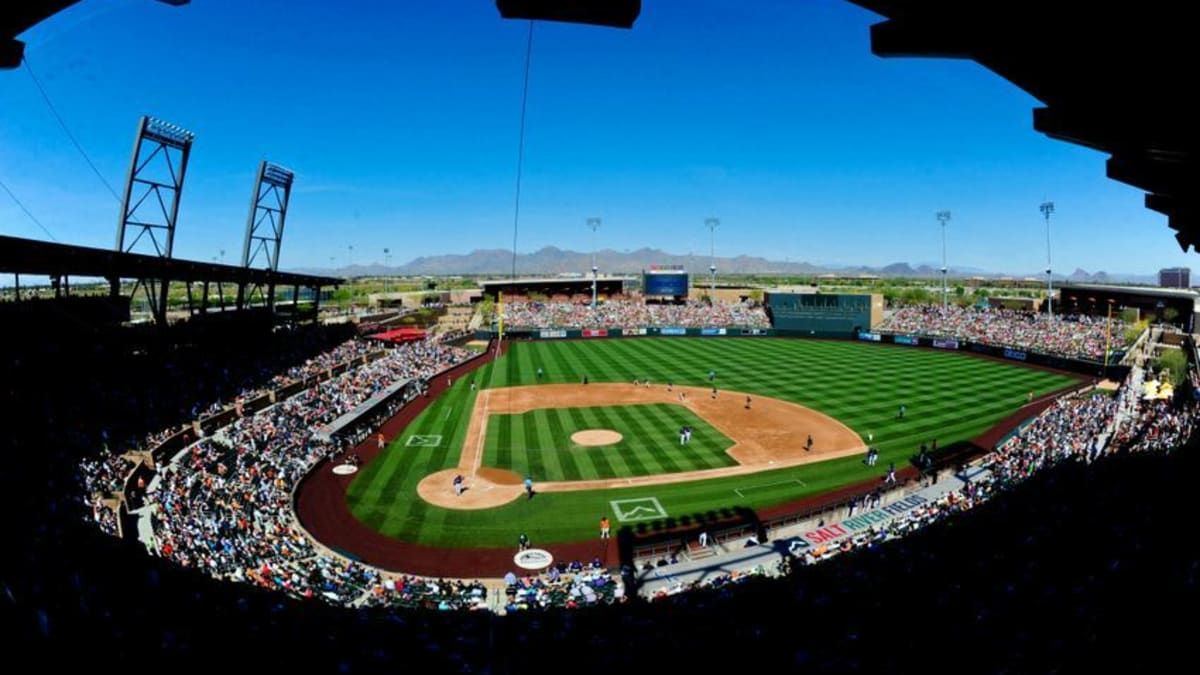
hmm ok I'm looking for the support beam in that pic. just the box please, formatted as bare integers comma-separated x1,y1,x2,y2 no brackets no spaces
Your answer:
115,116,194,327
242,161,294,271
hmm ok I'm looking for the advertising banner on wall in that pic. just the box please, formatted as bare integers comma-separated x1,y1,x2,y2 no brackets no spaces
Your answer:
932,339,959,350
660,327,687,336
894,335,920,345
700,328,727,336
582,329,608,338
857,332,882,342
539,329,567,339
741,328,768,336
1002,348,1028,361
626,328,647,336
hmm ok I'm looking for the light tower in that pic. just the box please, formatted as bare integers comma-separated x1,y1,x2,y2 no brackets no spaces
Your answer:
936,210,951,308
1041,201,1055,321
383,247,391,294
705,217,719,300
587,217,601,308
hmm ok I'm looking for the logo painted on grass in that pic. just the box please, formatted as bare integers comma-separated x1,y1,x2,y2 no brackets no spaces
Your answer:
405,434,443,447
513,549,554,570
610,497,668,522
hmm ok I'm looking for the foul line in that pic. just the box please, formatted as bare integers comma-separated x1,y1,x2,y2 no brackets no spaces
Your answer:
734,478,806,498
471,390,490,473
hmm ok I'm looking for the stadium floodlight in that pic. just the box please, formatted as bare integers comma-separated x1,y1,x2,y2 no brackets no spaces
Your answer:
936,211,951,308
262,163,295,187
1041,201,1055,321
706,217,719,299
587,217,601,309
143,116,195,148
384,247,391,294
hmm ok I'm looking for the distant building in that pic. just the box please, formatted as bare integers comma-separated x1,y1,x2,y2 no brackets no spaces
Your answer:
1159,267,1190,289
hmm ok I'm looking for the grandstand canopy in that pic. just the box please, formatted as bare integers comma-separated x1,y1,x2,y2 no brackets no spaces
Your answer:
1057,282,1198,330
480,276,631,300
0,234,340,287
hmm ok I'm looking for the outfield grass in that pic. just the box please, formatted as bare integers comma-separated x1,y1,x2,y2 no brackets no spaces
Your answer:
483,403,735,481
347,338,1079,548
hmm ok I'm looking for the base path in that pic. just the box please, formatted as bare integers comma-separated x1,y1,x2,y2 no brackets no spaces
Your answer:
430,383,865,509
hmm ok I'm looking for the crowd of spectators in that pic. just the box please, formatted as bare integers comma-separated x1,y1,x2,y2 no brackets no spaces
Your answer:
266,339,379,388
361,576,489,611
502,560,624,611
500,299,770,330
879,305,1128,360
143,338,470,608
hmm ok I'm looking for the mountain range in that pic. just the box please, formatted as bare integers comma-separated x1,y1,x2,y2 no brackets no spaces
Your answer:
291,246,1158,284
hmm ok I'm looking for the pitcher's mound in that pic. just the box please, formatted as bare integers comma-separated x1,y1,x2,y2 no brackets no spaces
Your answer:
571,429,623,446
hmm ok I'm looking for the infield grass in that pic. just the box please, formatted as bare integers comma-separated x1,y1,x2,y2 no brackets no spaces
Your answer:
483,403,735,481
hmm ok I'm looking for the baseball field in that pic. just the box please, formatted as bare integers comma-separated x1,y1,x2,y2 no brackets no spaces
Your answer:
346,337,1079,548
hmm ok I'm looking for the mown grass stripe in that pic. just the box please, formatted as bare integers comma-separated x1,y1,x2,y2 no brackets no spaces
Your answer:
347,337,1082,548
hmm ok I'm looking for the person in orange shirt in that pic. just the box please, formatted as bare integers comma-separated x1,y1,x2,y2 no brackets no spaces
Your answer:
377,432,385,451
600,516,610,539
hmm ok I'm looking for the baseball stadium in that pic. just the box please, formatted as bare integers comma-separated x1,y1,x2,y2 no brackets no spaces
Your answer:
5,1,1199,673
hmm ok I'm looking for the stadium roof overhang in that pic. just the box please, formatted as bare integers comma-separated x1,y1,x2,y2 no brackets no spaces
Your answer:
0,235,341,287
1,1,188,68
1057,282,1199,301
495,0,640,29
850,0,1198,252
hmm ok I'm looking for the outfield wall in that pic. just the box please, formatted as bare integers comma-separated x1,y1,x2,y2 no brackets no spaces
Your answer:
867,330,1129,379
481,327,772,340
478,326,1126,379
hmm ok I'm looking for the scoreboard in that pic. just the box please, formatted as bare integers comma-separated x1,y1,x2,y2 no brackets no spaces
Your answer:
644,267,689,297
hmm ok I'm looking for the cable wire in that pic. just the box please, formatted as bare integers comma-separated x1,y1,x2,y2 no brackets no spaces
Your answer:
0,176,59,241
509,21,534,282
23,56,123,203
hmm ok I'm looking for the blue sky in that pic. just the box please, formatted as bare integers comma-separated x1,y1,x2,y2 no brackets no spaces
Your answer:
0,0,1188,275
